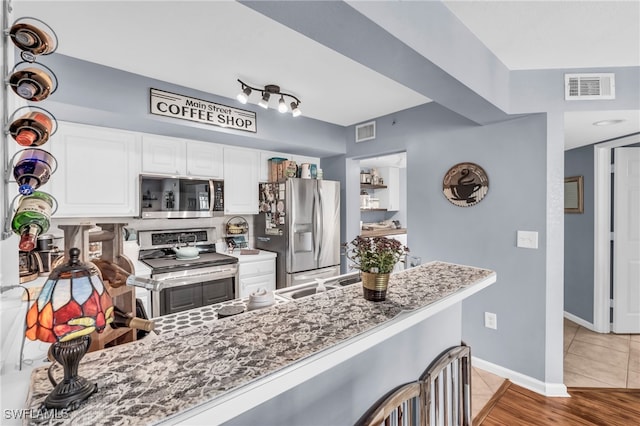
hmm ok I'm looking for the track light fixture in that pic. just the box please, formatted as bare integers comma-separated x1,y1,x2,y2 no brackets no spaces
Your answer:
237,79,302,117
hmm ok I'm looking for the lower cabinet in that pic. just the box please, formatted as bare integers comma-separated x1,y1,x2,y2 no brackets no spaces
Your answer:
387,233,408,273
236,255,276,299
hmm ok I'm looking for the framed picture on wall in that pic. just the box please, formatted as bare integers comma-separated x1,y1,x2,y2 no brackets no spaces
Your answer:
564,176,584,214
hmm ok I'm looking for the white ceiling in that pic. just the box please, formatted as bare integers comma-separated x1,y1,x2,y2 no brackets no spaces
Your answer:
11,1,640,150
443,1,640,70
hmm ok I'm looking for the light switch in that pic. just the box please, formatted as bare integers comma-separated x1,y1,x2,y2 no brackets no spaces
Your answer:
517,231,538,249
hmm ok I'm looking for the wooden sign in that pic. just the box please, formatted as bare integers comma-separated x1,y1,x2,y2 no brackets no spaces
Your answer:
150,88,256,133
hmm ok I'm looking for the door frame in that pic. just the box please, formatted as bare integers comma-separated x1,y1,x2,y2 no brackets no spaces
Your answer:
593,133,640,333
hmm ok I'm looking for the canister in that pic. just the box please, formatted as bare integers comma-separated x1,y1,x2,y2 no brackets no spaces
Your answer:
300,163,311,179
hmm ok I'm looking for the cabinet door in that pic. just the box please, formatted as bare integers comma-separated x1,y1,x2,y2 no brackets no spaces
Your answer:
186,141,223,178
223,147,259,215
239,274,276,299
387,234,408,273
141,134,186,175
49,122,140,217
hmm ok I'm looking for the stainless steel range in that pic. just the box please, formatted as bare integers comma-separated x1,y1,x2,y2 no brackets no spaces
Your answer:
138,228,238,317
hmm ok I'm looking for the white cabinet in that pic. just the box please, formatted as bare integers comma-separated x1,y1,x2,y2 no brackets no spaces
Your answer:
223,147,259,214
387,233,408,273
186,141,223,178
142,134,186,175
142,135,223,178
377,167,400,211
234,253,277,299
48,122,141,217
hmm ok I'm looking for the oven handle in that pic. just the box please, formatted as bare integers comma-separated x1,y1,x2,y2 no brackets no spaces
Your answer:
155,270,237,289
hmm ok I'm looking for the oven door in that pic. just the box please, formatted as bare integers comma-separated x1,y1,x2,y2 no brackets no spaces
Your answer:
150,264,238,317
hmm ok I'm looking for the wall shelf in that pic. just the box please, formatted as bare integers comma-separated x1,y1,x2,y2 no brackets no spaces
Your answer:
360,184,387,190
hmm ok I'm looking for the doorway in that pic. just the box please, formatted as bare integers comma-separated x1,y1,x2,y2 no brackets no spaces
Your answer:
358,152,408,272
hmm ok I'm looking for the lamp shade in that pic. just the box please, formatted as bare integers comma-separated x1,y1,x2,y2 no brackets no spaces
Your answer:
25,247,114,343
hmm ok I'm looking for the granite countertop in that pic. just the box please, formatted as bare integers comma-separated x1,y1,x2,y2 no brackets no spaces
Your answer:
24,261,495,425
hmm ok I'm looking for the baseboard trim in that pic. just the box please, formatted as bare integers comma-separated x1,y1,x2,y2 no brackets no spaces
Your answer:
564,311,598,332
472,357,569,397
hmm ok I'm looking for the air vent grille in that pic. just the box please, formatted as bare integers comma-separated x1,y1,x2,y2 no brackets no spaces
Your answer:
355,121,376,143
565,73,615,100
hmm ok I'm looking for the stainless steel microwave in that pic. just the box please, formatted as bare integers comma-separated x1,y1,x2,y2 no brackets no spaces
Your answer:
139,175,224,219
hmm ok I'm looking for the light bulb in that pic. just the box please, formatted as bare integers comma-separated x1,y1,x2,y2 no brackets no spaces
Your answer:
278,96,288,113
291,102,302,117
236,87,251,104
258,93,270,109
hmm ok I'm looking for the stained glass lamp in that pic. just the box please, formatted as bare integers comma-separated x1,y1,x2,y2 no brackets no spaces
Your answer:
25,247,114,410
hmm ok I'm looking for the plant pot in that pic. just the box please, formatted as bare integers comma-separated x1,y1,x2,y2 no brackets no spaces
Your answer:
362,271,390,302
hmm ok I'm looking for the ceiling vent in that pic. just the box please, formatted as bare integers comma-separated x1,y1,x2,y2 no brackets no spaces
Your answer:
565,73,615,100
355,121,376,143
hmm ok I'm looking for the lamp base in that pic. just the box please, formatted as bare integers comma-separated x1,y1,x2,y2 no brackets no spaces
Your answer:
43,377,97,410
44,336,97,410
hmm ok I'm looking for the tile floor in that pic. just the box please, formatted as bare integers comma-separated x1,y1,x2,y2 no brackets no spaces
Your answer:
471,319,640,417
471,367,505,418
564,318,640,388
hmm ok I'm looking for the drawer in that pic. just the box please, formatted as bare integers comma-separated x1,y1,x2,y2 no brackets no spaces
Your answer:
239,259,275,278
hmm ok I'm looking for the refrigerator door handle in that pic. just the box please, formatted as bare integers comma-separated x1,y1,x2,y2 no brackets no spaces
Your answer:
314,184,321,261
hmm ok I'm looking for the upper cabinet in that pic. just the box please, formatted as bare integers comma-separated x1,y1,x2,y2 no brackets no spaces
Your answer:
223,147,258,215
142,135,223,179
185,140,223,178
48,122,141,217
141,134,186,175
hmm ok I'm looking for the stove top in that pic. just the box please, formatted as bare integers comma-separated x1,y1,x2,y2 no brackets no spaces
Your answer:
140,251,238,272
137,227,237,274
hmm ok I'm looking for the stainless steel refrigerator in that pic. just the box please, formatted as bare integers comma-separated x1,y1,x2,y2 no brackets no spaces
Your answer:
255,178,340,288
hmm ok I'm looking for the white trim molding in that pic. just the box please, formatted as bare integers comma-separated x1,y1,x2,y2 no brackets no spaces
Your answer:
564,311,596,331
473,357,569,397
593,134,640,334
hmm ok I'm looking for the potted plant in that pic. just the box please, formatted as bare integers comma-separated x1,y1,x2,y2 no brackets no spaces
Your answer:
343,236,409,301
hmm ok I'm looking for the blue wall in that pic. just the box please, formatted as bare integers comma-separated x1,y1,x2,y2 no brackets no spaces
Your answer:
36,54,347,158
564,145,595,323
345,104,549,379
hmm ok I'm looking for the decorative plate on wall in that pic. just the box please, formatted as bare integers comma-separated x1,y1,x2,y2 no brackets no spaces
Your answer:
442,162,489,207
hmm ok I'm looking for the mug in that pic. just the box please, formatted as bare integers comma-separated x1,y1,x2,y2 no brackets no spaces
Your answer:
300,163,311,179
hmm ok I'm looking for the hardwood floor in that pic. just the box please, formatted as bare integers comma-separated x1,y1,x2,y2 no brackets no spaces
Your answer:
477,381,640,425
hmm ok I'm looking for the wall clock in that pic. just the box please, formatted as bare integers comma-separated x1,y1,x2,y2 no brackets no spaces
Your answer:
442,162,489,207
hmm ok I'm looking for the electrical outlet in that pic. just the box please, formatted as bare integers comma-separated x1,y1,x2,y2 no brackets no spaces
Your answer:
484,312,497,329
517,230,538,249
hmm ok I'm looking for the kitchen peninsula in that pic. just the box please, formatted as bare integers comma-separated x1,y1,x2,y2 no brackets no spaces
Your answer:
24,261,495,425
